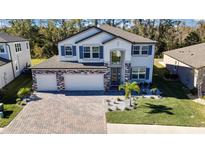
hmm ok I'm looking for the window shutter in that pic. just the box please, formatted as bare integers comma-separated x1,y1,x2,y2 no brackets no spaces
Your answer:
72,46,76,56
61,46,65,56
148,45,152,55
146,68,150,80
100,46,104,59
131,45,134,55
79,46,83,59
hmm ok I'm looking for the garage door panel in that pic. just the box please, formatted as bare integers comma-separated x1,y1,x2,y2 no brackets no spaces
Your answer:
36,74,57,91
64,74,104,91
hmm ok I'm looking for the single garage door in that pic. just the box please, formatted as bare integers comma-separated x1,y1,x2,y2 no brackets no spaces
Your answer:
64,74,104,91
36,74,57,91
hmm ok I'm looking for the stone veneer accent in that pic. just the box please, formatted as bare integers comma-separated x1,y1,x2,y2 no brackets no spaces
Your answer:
32,68,110,91
125,63,131,81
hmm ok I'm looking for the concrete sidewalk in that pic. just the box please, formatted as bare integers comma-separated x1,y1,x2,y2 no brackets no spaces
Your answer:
107,123,205,134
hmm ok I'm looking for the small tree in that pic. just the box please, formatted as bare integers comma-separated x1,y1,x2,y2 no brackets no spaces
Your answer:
118,82,140,106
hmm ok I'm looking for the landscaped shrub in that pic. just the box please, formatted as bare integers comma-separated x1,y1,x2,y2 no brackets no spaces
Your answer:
164,72,178,80
202,96,205,100
190,88,198,95
17,88,31,99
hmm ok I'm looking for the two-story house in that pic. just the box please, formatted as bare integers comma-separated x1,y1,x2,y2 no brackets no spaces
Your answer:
0,32,31,89
31,25,156,91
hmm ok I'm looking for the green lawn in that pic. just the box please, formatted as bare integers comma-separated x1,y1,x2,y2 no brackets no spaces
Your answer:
31,58,46,66
106,98,205,127
106,59,205,127
0,74,32,127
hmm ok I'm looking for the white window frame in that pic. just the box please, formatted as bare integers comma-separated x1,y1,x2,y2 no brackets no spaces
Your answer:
64,45,73,57
92,46,100,59
141,46,149,55
83,45,100,59
132,67,146,80
15,43,22,52
0,44,5,54
15,61,19,72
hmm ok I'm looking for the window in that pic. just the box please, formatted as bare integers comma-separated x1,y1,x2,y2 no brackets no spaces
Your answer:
65,46,73,56
111,50,121,64
0,45,5,53
26,42,29,50
92,46,100,58
141,46,149,55
132,46,140,55
15,43,22,52
83,46,91,58
83,46,100,59
132,67,146,80
15,61,19,72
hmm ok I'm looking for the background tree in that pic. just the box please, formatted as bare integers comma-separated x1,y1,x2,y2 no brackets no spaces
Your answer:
184,31,201,46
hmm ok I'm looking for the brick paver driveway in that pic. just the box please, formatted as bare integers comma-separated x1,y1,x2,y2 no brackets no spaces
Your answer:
2,92,107,134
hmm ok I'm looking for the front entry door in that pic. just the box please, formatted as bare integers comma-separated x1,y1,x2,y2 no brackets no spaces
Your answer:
111,68,121,86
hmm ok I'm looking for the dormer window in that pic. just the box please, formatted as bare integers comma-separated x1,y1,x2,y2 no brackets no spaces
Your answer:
15,43,22,52
65,46,73,56
142,46,149,55
0,45,5,53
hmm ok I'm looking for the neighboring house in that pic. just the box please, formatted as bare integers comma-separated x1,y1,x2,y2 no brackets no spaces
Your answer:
31,25,156,91
163,43,205,97
0,32,31,89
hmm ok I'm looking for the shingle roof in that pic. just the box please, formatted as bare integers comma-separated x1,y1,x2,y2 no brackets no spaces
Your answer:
0,57,11,66
99,25,157,44
31,56,107,69
164,43,205,69
0,32,27,43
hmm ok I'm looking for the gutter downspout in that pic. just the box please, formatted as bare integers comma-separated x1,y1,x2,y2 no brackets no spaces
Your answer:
6,43,15,79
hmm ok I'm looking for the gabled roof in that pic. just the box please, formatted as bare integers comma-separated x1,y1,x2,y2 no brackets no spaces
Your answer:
59,24,157,44
75,31,103,43
164,43,205,69
0,32,27,43
99,25,157,44
0,57,11,66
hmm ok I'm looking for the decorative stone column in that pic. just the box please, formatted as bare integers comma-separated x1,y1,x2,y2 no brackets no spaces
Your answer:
125,63,131,82
31,70,37,90
104,63,111,91
56,71,65,90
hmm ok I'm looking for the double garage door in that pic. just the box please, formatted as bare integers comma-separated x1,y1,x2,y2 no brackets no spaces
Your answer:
36,74,104,91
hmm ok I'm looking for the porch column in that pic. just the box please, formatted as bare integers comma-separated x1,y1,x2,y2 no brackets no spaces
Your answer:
125,63,131,81
104,63,111,91
56,71,65,90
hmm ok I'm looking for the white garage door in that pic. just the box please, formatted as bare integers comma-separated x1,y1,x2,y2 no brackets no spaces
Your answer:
64,74,104,91
36,74,57,91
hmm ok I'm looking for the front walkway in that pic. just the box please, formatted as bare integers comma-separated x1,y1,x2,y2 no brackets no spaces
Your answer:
107,123,205,134
2,92,107,134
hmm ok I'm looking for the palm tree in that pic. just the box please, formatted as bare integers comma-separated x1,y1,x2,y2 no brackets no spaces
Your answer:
118,82,140,106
